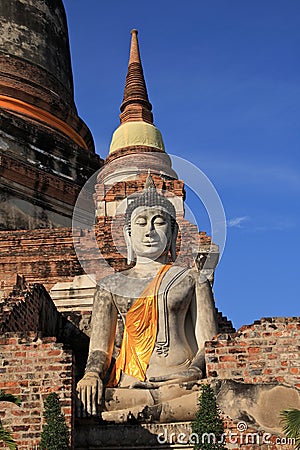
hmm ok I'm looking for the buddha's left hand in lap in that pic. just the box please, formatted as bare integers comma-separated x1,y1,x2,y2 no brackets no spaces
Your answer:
149,366,203,383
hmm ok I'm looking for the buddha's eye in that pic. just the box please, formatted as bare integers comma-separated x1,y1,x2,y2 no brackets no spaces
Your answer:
154,217,166,225
135,218,147,226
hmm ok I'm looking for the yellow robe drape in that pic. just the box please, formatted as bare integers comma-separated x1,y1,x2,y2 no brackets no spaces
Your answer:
108,264,171,386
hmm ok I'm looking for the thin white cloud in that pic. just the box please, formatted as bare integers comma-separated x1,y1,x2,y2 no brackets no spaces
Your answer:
227,216,249,228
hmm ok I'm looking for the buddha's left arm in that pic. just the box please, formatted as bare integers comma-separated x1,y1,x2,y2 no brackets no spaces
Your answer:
190,276,218,373
150,274,218,383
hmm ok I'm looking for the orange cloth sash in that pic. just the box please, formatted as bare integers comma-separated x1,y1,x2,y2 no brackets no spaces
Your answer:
0,95,88,150
108,264,171,386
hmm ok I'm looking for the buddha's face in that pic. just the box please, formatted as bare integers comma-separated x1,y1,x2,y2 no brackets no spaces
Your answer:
130,206,172,261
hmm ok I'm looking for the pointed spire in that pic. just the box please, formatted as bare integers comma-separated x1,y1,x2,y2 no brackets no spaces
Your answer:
128,28,142,65
120,29,153,124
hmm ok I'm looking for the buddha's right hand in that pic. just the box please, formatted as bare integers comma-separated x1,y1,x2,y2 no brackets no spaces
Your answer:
76,372,103,417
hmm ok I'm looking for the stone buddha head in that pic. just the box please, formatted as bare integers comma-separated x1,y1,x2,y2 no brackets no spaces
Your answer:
124,176,178,264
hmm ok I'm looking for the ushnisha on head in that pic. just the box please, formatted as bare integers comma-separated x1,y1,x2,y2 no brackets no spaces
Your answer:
124,175,178,264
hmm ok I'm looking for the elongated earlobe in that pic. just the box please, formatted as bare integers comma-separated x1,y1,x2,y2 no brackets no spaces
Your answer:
170,222,178,262
123,225,135,264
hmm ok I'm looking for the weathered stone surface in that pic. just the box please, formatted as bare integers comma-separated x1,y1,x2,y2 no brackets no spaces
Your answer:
76,184,222,420
216,380,300,434
75,398,298,450
0,0,95,150
102,381,205,423
0,0,74,101
50,275,97,314
102,379,300,428
0,0,103,230
0,110,102,230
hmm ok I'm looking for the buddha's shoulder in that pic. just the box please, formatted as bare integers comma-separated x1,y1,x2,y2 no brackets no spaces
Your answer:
96,272,127,291
95,266,199,293
95,270,142,293
165,265,198,286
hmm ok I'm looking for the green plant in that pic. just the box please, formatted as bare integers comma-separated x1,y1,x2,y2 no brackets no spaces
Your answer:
40,392,70,450
191,384,226,450
281,408,300,449
0,392,21,406
0,390,21,450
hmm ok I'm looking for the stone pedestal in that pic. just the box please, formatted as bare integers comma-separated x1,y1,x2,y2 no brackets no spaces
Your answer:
75,380,300,449
75,420,193,450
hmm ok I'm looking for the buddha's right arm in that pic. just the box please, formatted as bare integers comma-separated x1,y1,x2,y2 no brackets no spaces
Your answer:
76,286,117,416
85,285,118,379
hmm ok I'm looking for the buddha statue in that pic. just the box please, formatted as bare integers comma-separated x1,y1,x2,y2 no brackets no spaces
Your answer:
76,176,219,422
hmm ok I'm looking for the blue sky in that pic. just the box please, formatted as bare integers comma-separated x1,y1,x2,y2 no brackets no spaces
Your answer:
63,0,300,329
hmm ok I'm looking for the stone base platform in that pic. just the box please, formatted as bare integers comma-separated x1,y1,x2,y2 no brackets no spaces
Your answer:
75,381,300,449
75,420,193,449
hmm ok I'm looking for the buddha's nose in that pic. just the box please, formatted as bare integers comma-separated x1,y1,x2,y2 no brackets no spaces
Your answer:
145,222,155,236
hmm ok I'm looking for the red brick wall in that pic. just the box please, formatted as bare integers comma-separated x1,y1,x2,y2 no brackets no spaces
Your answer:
94,173,186,205
0,228,83,295
206,317,300,388
0,333,74,450
0,285,39,334
0,153,81,206
0,282,62,337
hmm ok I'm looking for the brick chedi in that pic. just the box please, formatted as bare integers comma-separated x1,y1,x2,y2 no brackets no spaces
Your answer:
0,0,103,229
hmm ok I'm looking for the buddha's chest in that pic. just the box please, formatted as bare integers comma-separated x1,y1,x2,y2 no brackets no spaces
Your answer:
114,279,192,315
